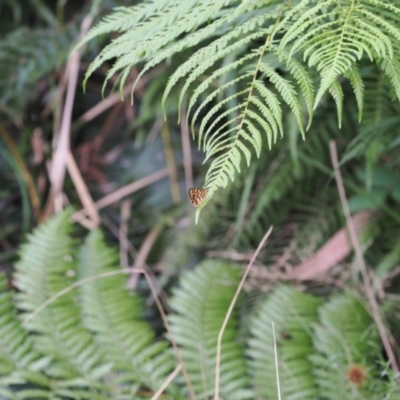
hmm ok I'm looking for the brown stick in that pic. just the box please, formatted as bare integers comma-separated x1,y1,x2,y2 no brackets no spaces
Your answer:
329,140,398,372
71,167,172,223
126,223,163,289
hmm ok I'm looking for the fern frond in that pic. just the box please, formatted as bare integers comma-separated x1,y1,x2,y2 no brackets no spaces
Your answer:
85,0,242,93
78,230,183,399
279,0,400,115
0,274,53,394
342,68,400,163
13,210,111,396
310,294,383,399
247,285,321,399
168,261,252,399
77,2,173,47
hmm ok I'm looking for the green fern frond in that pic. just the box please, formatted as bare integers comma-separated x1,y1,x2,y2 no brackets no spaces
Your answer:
84,0,242,93
0,274,53,395
78,229,182,399
77,2,173,47
79,0,400,210
247,285,322,399
329,79,344,128
342,68,400,164
13,210,111,395
279,0,400,114
168,261,252,399
310,294,383,399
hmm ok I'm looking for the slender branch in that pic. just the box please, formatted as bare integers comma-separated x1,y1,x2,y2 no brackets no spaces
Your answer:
329,140,398,372
214,226,273,400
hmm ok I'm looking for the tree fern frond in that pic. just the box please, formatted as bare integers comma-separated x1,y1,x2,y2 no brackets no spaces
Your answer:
329,79,344,128
187,55,257,130
77,2,173,47
380,46,400,103
247,286,322,399
344,64,364,121
259,62,305,137
342,68,400,163
278,53,315,128
138,2,271,101
87,0,239,93
168,261,252,399
171,20,275,116
77,230,182,399
279,0,400,112
13,210,111,394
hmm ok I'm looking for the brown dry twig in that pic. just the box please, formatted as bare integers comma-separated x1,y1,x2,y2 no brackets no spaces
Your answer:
330,140,399,372
71,167,172,223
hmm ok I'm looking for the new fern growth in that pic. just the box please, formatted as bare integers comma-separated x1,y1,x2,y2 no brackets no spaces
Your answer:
78,0,400,210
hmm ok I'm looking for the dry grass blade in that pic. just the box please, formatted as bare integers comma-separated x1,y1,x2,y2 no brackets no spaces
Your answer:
214,226,273,400
272,322,281,400
150,363,183,400
330,140,399,372
120,199,131,268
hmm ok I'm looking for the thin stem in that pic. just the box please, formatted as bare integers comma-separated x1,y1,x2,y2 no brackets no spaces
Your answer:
329,140,398,372
214,226,273,400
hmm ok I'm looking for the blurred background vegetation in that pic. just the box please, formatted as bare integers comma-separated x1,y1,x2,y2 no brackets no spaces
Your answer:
0,0,400,399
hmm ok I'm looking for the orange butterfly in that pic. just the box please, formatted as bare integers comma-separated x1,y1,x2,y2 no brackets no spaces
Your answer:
188,188,208,207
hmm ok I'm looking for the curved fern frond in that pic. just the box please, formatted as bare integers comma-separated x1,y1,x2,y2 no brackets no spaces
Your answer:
13,210,111,396
78,230,183,399
278,0,400,113
168,261,252,399
84,0,241,93
247,285,322,399
79,0,400,210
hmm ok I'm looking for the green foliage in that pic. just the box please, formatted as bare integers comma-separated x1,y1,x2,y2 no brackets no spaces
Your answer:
77,230,182,399
13,210,111,398
80,0,400,206
0,274,53,399
0,211,398,398
310,294,383,399
247,286,322,399
168,261,252,399
0,26,77,113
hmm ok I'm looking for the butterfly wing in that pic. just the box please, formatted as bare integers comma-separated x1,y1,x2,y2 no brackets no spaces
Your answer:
188,188,208,207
